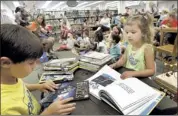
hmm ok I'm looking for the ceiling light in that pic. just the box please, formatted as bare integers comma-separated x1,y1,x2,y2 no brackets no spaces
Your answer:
106,1,118,5
77,2,88,7
41,1,52,9
80,1,103,8
51,2,65,10
13,1,20,7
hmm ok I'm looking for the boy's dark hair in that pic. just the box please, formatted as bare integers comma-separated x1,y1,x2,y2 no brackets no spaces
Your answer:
112,34,120,43
15,7,21,13
76,32,82,37
1,24,43,64
95,29,103,42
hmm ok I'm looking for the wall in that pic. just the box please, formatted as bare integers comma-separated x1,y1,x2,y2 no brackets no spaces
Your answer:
118,1,177,14
1,1,16,24
158,1,177,12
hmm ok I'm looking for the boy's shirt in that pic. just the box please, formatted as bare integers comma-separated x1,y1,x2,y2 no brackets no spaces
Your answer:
1,79,41,115
109,43,121,60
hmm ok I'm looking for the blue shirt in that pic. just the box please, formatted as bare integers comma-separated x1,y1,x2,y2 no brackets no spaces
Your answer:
109,43,121,60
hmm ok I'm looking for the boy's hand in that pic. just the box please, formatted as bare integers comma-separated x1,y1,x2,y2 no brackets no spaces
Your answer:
39,81,58,93
42,97,76,115
120,71,134,79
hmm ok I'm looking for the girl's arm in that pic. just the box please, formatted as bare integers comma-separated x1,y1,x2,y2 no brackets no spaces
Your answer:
121,45,155,79
110,48,127,69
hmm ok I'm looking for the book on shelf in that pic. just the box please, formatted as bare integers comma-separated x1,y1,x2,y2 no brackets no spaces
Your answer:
43,58,79,71
80,51,113,65
87,65,165,115
40,81,90,109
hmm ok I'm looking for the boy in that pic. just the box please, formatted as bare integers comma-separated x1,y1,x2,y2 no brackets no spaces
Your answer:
1,24,76,115
109,34,121,61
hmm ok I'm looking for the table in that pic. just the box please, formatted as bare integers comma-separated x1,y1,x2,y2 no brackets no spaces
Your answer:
68,67,178,115
39,65,177,115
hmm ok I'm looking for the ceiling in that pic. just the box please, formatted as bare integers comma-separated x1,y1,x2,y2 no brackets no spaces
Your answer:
3,1,120,12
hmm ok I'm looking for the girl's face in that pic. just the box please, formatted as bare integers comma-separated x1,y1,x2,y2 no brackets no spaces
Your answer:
113,26,119,34
124,23,142,45
37,16,43,24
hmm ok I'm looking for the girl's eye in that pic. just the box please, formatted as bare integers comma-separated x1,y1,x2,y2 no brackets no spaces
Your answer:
131,32,136,34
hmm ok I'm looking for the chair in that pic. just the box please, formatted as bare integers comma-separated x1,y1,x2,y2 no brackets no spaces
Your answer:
155,35,177,72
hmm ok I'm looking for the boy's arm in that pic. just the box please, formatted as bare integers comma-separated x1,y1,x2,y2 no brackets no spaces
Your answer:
24,81,57,92
24,83,41,91
121,45,155,79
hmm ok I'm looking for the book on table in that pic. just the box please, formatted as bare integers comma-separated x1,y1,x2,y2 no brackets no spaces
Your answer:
87,65,165,115
40,81,90,109
80,51,113,66
43,58,79,71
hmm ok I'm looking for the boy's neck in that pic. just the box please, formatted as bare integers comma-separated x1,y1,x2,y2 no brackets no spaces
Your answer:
1,73,17,84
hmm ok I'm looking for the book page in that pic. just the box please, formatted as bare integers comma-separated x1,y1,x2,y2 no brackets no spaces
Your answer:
102,78,159,110
87,65,122,99
128,92,165,115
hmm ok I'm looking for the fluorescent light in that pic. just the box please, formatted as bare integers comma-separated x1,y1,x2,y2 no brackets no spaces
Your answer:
61,5,68,10
77,2,88,7
13,1,20,7
51,2,65,9
41,1,52,9
106,1,118,5
80,1,103,8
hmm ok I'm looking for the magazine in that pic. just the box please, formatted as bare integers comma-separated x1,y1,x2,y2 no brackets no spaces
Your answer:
87,65,165,115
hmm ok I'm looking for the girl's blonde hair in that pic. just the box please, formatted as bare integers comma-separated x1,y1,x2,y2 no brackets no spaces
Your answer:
125,13,155,44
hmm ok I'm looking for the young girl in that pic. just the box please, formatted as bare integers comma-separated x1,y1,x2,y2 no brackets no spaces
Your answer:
110,13,155,79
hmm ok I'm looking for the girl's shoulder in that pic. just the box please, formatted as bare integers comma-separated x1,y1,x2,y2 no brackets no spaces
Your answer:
143,44,154,52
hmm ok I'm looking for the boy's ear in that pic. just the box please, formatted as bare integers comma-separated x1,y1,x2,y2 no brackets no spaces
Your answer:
0,57,12,68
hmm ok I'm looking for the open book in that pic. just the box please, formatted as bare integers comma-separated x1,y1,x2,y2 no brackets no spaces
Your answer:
87,65,165,115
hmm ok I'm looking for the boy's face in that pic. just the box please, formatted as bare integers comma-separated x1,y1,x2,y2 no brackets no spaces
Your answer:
1,57,38,78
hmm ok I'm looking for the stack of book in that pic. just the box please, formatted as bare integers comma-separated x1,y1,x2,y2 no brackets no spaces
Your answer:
87,65,165,115
39,58,79,83
79,51,113,72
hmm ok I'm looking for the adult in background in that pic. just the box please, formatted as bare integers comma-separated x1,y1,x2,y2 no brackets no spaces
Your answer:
26,14,55,53
15,7,29,27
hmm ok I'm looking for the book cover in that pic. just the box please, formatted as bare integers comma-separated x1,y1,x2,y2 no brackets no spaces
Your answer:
40,81,90,109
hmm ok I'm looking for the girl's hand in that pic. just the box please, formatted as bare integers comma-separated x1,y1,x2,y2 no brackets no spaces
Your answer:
120,71,134,79
42,97,76,115
38,81,58,93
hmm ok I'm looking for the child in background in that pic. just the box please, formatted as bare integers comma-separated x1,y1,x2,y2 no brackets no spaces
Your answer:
1,24,76,115
109,34,122,62
56,33,78,51
75,32,91,55
110,13,155,79
94,29,108,54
